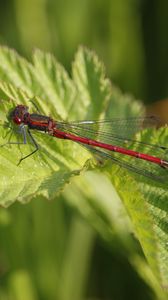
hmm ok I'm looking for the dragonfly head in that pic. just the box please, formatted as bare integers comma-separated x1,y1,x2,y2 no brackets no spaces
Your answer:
10,105,29,125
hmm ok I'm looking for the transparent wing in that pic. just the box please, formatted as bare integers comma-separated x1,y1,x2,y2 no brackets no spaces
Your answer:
57,116,160,141
57,116,168,160
80,143,168,183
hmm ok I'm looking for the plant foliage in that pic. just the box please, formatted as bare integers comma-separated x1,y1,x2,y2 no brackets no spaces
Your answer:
0,46,167,294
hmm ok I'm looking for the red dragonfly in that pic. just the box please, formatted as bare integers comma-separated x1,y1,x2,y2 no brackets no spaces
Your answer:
6,104,168,182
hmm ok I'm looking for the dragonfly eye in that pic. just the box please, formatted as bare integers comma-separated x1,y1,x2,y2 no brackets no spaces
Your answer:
13,116,22,125
11,105,28,124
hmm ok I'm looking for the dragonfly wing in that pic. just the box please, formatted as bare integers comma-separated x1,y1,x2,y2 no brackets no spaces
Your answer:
58,116,160,141
57,116,168,161
79,142,168,183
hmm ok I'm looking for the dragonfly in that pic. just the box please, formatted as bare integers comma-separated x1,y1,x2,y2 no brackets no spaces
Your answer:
4,104,168,182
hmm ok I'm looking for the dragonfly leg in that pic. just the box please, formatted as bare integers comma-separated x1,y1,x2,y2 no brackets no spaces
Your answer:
1,124,39,165
17,128,39,165
0,124,27,147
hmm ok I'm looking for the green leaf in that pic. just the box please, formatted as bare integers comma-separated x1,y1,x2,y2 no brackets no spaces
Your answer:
32,49,77,119
72,47,111,119
63,170,168,298
101,126,168,289
0,46,168,293
0,46,37,95
0,46,137,207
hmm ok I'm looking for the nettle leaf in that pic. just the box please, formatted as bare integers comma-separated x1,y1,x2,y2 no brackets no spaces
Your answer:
72,48,111,119
0,46,114,207
0,85,90,207
0,46,168,291
103,126,168,290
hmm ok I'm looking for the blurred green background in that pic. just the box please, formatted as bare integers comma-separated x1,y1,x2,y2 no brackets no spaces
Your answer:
0,1,168,299
0,0,168,103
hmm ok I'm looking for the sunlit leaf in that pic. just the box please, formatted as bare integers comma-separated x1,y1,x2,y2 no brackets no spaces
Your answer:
0,46,168,293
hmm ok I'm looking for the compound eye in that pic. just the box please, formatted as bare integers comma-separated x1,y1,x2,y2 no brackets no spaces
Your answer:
13,116,22,125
